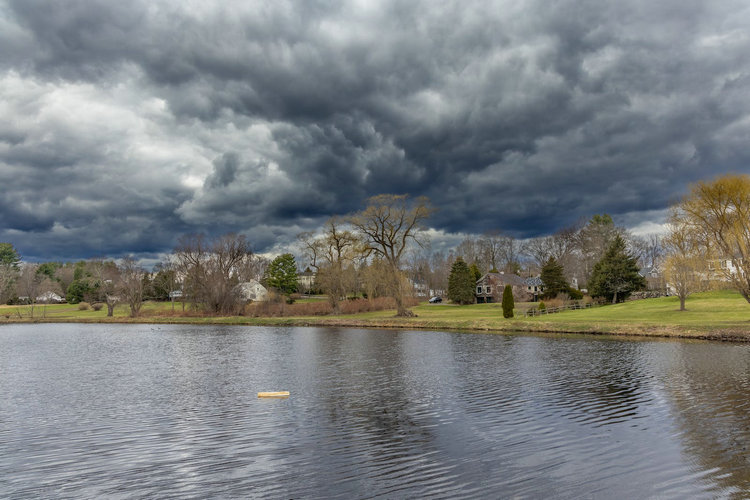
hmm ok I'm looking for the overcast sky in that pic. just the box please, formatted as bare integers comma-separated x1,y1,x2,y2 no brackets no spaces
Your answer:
2,0,749,262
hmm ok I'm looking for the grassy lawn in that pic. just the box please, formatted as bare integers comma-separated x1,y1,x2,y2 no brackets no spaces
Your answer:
2,290,749,340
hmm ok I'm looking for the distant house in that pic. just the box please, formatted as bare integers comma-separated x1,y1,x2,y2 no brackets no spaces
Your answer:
476,272,530,303
524,277,544,302
36,291,64,303
707,258,742,278
638,265,666,292
297,268,316,292
235,280,268,302
410,279,429,297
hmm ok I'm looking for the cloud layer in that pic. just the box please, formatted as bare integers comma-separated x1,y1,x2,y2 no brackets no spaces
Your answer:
2,0,750,260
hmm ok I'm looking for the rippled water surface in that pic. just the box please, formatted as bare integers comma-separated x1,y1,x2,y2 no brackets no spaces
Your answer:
1,324,750,498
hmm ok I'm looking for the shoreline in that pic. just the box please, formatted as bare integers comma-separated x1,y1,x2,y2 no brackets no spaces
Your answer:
3,315,749,343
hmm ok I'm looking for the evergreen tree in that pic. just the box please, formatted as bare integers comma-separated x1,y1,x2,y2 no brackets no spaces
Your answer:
469,262,482,283
589,235,646,303
0,243,21,304
540,256,568,298
502,284,514,318
266,253,299,295
447,257,475,305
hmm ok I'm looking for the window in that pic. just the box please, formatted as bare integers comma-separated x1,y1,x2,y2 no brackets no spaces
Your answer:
486,286,491,294
477,286,482,294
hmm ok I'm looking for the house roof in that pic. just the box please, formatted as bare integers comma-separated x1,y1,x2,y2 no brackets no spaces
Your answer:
524,277,543,286
478,272,527,287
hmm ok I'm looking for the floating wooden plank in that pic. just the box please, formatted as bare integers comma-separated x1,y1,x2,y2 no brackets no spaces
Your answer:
258,391,290,398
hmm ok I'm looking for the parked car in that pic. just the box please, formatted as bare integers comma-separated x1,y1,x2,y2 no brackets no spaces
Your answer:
428,296,442,303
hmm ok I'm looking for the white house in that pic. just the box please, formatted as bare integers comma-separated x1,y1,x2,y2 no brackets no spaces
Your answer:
35,291,64,303
235,280,268,302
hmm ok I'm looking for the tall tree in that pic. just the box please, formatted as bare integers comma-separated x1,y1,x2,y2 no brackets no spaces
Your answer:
456,236,482,269
266,253,299,296
447,257,475,305
589,235,646,303
174,233,255,314
0,243,21,303
479,231,503,271
16,264,53,317
663,214,708,311
299,217,359,312
499,234,521,274
349,194,433,317
540,257,568,299
576,214,622,285
673,174,750,304
119,257,145,317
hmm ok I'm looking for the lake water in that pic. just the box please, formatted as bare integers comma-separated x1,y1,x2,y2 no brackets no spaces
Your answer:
1,324,749,498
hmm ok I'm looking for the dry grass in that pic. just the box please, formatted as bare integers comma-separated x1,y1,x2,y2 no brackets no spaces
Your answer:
244,297,419,317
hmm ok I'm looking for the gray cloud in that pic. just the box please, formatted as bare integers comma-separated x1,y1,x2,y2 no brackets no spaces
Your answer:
1,0,750,260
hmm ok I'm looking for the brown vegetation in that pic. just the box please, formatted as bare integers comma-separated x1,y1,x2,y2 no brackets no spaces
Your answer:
244,296,420,317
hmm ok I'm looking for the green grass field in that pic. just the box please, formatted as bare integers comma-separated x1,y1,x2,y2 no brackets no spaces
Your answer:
2,290,749,340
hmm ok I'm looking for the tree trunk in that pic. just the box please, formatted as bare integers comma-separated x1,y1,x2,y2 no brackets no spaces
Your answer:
679,295,686,311
107,303,115,317
329,293,340,314
612,291,618,304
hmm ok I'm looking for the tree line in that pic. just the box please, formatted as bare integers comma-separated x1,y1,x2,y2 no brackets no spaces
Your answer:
2,174,748,317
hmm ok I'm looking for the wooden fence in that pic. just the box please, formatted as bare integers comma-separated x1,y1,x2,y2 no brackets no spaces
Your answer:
524,301,597,317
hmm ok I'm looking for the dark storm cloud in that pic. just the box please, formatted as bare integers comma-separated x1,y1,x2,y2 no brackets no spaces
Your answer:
1,0,750,259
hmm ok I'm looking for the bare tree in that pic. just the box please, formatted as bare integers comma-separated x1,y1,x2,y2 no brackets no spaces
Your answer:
479,231,503,271
574,214,624,285
96,261,122,317
663,216,709,311
523,236,553,268
349,194,433,317
429,250,454,295
645,234,664,268
16,264,56,318
299,217,360,313
174,233,255,314
119,257,145,317
55,264,76,299
455,236,482,269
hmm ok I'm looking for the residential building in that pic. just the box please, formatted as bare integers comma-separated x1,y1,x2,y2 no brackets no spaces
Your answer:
476,271,530,303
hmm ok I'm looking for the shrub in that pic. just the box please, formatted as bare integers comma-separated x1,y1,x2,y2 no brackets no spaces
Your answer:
78,302,90,311
567,287,584,300
92,303,103,311
243,296,420,318
544,297,564,309
538,301,546,311
502,285,514,318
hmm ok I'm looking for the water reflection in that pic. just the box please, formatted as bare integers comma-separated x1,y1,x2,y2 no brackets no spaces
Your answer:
1,324,749,498
663,344,750,497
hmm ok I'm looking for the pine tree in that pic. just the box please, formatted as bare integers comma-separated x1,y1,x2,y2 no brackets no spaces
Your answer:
540,256,568,298
469,262,482,282
502,284,514,318
589,235,646,303
447,257,475,305
266,253,299,295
